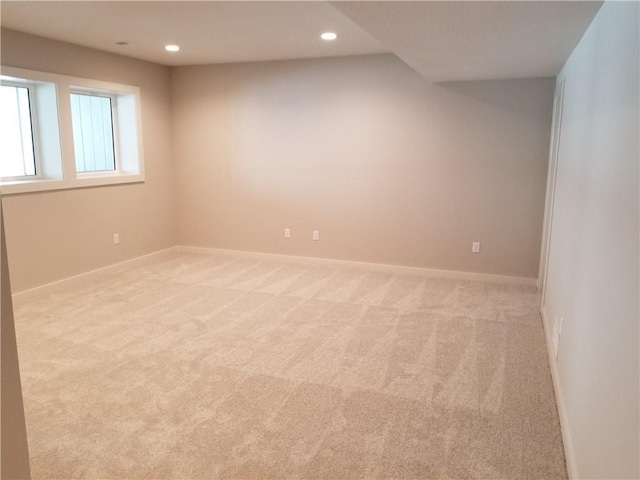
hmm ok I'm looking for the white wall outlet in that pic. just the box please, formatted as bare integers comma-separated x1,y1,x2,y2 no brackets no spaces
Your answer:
313,230,319,241
284,228,291,239
472,241,481,253
113,233,120,245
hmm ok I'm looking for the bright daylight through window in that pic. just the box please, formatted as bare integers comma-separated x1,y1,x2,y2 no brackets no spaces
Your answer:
0,84,37,178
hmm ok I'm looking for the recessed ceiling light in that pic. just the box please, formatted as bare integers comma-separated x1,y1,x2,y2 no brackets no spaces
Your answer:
165,44,180,52
321,32,337,41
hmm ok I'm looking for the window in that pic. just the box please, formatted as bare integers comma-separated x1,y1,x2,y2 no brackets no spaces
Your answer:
0,66,144,195
70,92,116,173
0,84,37,178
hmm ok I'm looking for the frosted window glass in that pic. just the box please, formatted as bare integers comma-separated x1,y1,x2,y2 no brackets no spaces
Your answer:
70,93,115,172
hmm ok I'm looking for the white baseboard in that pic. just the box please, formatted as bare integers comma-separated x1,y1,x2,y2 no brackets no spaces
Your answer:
177,245,537,286
540,306,578,479
11,247,178,304
11,244,537,304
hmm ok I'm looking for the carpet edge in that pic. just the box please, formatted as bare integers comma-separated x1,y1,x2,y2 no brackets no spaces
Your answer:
177,245,537,286
541,306,577,479
11,247,179,304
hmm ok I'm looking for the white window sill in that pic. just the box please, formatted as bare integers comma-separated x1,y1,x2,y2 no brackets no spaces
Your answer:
0,173,145,195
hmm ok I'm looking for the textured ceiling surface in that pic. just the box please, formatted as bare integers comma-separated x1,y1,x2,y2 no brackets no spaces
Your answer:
1,1,602,81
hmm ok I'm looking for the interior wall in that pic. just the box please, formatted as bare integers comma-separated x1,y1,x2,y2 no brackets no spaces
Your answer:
171,54,554,278
0,29,177,292
543,2,639,478
0,197,31,479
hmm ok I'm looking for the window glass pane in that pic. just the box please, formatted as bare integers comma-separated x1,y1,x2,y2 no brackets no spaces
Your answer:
70,93,115,172
0,85,36,177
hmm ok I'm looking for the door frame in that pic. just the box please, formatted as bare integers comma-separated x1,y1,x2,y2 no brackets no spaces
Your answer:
539,79,565,306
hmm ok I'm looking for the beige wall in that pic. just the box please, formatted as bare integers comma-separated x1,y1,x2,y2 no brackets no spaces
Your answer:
1,197,31,480
1,29,177,292
1,35,553,288
543,2,639,478
171,55,554,278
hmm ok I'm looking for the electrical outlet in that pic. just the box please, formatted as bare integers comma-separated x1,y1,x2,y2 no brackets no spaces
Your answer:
284,228,291,239
313,230,319,241
472,241,481,253
113,233,120,245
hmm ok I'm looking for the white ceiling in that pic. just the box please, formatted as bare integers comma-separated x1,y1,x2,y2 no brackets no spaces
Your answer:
1,1,602,81
0,1,387,66
332,1,603,81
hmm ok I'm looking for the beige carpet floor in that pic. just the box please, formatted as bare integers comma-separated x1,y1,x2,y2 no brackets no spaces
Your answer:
14,251,566,479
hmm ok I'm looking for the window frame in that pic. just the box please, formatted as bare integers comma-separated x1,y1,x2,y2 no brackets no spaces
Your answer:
69,89,120,176
0,80,42,182
0,66,145,195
